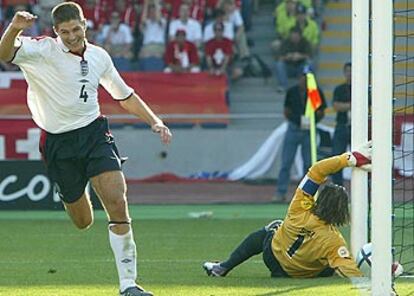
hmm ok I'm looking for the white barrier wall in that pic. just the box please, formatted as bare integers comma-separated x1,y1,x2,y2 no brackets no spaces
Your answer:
114,127,277,179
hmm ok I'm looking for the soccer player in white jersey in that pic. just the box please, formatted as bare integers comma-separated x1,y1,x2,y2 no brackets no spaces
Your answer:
0,2,172,296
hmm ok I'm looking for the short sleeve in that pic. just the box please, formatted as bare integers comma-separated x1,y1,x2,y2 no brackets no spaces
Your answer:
99,50,134,100
12,36,50,65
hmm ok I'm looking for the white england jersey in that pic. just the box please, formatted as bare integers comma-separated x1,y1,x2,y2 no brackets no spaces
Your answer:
12,36,134,133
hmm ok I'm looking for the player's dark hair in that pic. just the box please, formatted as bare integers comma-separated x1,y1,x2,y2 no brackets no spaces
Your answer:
311,184,350,226
343,62,351,70
51,2,85,27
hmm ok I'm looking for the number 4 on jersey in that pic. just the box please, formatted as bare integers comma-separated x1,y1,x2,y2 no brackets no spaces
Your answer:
79,85,89,102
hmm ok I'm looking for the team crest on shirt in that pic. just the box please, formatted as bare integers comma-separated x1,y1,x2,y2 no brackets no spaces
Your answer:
301,196,314,210
338,246,350,258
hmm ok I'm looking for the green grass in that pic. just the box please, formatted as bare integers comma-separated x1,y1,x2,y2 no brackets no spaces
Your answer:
0,204,413,296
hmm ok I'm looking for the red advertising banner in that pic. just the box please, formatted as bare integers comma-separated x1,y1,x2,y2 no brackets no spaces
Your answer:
0,72,229,123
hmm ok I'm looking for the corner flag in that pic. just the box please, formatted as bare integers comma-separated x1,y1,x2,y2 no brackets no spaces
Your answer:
305,71,322,164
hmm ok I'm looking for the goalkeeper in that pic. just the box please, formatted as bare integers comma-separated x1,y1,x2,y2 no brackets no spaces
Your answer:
203,143,372,278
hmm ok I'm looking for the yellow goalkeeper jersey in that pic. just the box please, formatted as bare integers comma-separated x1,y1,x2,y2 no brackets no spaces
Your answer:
272,154,363,278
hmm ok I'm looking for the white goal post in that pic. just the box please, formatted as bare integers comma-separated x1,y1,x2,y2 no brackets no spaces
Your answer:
350,0,369,259
351,0,393,294
371,0,393,294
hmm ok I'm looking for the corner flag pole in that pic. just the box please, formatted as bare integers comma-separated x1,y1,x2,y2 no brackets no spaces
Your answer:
305,72,322,165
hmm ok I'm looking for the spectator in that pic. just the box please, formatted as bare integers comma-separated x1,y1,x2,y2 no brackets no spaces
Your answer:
216,0,250,31
221,0,249,59
168,0,206,23
138,0,167,71
164,29,200,73
205,0,218,21
1,3,39,71
168,3,202,48
185,0,207,23
295,3,319,53
74,0,107,32
204,21,233,76
99,11,134,71
273,0,297,41
274,26,312,92
331,62,352,186
275,70,326,201
34,0,64,35
100,1,143,62
203,8,233,42
240,0,253,31
113,0,140,28
3,3,40,37
203,0,239,22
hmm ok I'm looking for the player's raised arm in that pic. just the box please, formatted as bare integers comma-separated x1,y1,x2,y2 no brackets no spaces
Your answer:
119,94,172,145
305,141,372,188
0,11,37,62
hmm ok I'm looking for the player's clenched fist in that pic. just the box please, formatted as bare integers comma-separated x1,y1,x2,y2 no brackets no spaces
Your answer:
11,11,37,31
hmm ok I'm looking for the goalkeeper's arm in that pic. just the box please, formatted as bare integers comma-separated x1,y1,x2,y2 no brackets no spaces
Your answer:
306,142,372,185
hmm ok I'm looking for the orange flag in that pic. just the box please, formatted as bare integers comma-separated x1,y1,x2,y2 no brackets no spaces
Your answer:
306,72,322,114
304,71,321,164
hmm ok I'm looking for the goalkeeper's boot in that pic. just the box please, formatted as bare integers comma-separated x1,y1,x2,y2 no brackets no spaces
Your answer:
120,285,153,296
203,261,228,277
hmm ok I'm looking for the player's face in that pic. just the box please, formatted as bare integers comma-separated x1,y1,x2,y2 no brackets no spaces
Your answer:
55,19,86,54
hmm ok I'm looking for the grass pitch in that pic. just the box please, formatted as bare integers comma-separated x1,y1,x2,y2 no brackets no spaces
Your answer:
0,204,413,296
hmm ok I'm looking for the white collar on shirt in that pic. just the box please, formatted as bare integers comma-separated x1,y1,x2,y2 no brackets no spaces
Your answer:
56,36,89,53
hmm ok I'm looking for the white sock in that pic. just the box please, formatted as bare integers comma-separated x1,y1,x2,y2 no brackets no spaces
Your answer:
109,227,137,292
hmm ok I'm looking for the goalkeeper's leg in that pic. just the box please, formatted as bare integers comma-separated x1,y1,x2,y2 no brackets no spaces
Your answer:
220,228,267,271
205,220,283,276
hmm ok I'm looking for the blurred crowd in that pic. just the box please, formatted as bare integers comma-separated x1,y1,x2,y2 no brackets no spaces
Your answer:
271,0,325,92
0,0,256,77
0,0,326,83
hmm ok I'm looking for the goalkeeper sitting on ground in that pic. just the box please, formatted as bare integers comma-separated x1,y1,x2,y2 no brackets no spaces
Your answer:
203,143,372,278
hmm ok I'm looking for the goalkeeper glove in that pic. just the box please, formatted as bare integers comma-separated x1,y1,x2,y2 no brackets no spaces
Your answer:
346,141,372,171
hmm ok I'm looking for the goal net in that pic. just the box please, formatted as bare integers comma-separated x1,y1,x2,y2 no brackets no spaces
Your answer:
392,0,414,276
